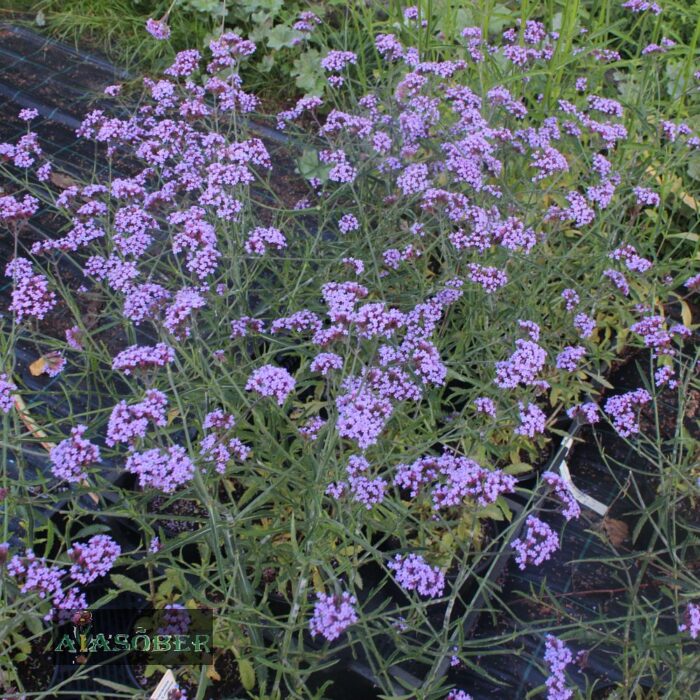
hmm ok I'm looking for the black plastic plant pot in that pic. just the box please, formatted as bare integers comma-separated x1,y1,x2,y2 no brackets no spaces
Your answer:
42,567,237,699
324,422,585,696
9,587,145,697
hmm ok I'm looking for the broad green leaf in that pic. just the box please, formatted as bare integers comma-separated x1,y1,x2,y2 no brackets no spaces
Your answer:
110,574,146,597
266,24,304,50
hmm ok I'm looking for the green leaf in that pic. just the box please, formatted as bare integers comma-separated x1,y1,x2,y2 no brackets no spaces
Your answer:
239,658,256,690
292,49,325,95
297,148,331,183
74,524,112,539
477,503,504,521
496,495,513,522
504,462,532,475
110,574,146,597
25,614,44,637
266,24,304,50
488,3,514,35
687,154,700,182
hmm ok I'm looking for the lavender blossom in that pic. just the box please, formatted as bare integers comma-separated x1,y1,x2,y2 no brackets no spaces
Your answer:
246,365,296,405
0,373,17,414
555,346,586,372
125,445,195,493
299,416,326,441
7,551,64,599
495,339,547,389
309,591,358,641
604,388,652,437
543,635,573,700
106,390,168,447
515,402,547,438
541,471,581,520
67,535,121,585
146,18,171,40
50,425,101,483
566,402,600,424
112,343,175,375
388,553,445,598
511,515,559,568
679,602,700,639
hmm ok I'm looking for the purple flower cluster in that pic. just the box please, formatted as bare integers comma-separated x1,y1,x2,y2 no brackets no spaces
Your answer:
321,50,358,73
199,409,250,473
388,553,445,598
7,550,64,599
678,602,700,639
541,471,581,520
335,377,393,449
555,345,586,371
67,535,121,584
309,591,358,641
112,343,175,375
566,402,600,424
348,475,387,509
50,425,101,483
395,452,516,510
277,95,323,130
603,268,630,296
543,635,573,700
310,352,343,376
511,515,560,569
299,416,326,441
246,365,296,405
107,389,168,447
125,445,195,492
467,263,508,292
244,226,287,255
164,288,207,339
574,313,596,339
609,244,652,273
5,258,57,322
654,364,677,389
633,186,660,207
515,402,547,437
146,18,171,40
0,193,39,221
6,548,93,619
326,455,388,509
630,316,688,357
0,373,17,413
495,338,547,389
604,388,652,437
622,0,662,14
338,213,359,234
155,604,191,638
474,396,497,418
561,289,579,311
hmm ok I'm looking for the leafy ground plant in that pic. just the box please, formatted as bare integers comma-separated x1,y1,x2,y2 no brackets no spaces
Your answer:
1,2,699,698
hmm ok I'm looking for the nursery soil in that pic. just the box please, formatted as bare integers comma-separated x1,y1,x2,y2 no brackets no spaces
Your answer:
13,632,55,696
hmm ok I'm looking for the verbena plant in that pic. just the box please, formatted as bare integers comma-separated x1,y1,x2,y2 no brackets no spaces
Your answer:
1,2,699,698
